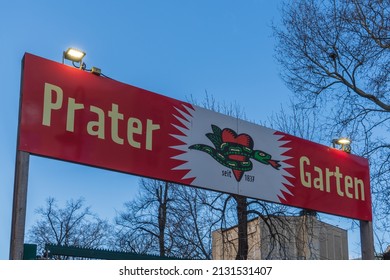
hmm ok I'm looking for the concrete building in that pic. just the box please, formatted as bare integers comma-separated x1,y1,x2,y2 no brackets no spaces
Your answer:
212,214,348,260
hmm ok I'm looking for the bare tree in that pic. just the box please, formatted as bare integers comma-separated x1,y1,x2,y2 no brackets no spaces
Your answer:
115,178,214,259
169,186,216,259
115,179,174,257
274,0,389,107
27,197,111,259
209,191,308,259
273,0,390,254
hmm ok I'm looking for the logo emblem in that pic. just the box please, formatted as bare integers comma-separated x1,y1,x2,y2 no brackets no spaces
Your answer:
189,125,281,182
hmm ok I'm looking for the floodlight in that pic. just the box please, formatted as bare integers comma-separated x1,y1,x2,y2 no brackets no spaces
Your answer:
332,137,352,153
63,48,85,62
61,47,104,75
62,48,86,69
335,138,351,145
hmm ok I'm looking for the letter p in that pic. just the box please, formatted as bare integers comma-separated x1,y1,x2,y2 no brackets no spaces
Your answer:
42,83,63,126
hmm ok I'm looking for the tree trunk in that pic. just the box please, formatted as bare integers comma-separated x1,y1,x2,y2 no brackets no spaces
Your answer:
158,203,166,257
157,182,169,257
235,195,248,260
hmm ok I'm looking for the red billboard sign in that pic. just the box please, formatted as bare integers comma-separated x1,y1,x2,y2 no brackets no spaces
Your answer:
19,53,372,221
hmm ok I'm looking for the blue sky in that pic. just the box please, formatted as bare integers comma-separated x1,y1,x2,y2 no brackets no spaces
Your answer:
0,0,361,260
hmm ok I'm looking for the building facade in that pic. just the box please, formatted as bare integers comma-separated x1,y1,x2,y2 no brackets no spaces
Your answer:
212,215,348,260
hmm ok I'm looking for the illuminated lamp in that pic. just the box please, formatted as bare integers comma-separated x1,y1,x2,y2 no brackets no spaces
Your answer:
332,137,352,153
62,48,86,69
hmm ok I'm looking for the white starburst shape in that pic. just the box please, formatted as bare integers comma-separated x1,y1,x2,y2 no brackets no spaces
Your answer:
169,105,295,203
